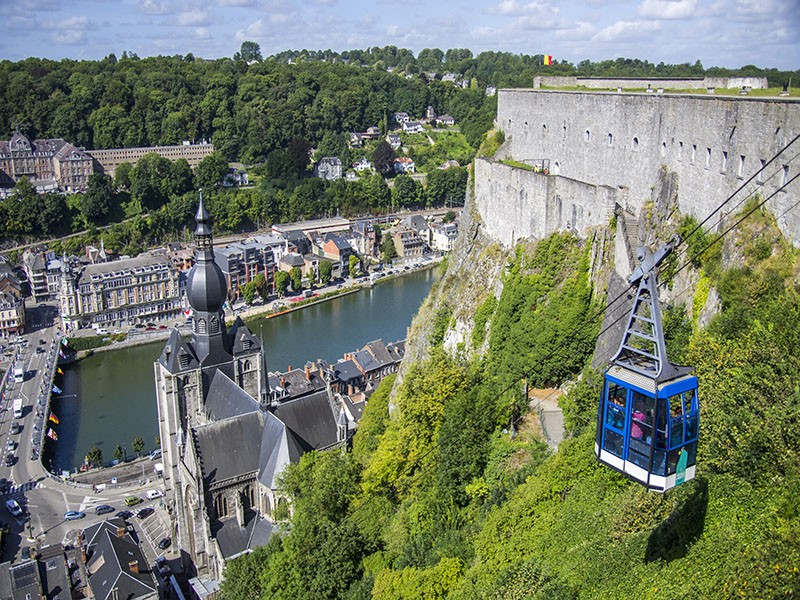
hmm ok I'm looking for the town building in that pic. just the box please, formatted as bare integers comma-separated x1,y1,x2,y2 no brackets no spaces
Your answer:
83,519,158,600
434,114,455,127
154,200,350,583
0,290,25,337
0,131,94,194
59,251,182,331
86,141,214,178
313,157,343,181
392,228,426,258
393,112,410,124
393,157,416,174
214,242,276,300
430,222,459,252
402,122,424,134
387,134,402,150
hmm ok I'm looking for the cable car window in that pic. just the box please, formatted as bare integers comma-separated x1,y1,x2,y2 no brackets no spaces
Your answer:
603,429,624,458
630,392,654,443
668,392,685,447
605,383,627,430
655,397,668,449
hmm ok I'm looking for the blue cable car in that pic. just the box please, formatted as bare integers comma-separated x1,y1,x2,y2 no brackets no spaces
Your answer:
595,239,699,492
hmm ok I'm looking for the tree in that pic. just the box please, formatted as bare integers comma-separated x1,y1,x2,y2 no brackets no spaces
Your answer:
290,266,302,292
241,280,257,305
132,436,144,456
195,151,229,191
82,173,115,225
381,234,397,264
287,137,312,174
349,254,360,278
373,140,396,175
392,173,421,208
86,446,103,468
275,270,290,297
114,162,133,190
238,41,263,63
130,153,172,210
38,193,70,237
114,444,124,462
443,210,457,223
319,260,333,285
167,158,195,197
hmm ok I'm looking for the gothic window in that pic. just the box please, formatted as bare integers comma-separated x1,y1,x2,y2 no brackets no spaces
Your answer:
243,485,255,510
214,494,228,518
197,318,207,334
210,316,220,334
244,360,251,371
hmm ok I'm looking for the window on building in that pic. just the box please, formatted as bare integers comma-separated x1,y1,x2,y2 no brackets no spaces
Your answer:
783,164,790,188
214,494,228,518
661,142,667,157
757,159,766,184
632,137,639,150
608,133,613,146
721,151,728,173
585,130,591,142
678,141,684,160
706,148,711,168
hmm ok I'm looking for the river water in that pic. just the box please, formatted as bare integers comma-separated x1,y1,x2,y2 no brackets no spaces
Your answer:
47,268,436,472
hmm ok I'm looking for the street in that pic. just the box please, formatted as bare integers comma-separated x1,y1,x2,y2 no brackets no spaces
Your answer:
0,302,171,567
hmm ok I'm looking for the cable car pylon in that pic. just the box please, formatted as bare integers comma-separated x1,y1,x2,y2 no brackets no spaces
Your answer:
595,237,699,492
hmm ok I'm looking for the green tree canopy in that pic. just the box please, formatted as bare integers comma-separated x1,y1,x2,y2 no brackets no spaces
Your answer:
319,260,333,285
195,151,229,191
82,172,115,225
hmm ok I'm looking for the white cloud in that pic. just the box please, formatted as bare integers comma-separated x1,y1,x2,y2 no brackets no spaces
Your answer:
195,27,212,39
51,30,85,44
312,0,337,5
489,0,552,15
638,0,697,19
216,0,257,5
555,21,596,40
138,0,170,15
178,10,212,26
593,19,660,42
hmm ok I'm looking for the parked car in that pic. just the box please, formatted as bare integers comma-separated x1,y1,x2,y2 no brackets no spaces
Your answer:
5,499,22,517
136,507,154,519
5,440,15,452
64,511,85,521
115,511,133,520
145,489,163,500
11,422,20,434
95,504,114,515
157,537,171,550
124,496,142,507
5,454,14,467
149,449,162,460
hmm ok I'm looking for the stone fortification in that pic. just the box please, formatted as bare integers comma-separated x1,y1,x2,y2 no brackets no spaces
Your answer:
478,89,800,245
533,76,769,90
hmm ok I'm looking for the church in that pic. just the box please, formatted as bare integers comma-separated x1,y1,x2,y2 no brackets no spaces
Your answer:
154,199,348,582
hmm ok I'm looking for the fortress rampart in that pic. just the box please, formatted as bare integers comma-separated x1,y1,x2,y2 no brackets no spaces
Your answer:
533,76,769,90
474,90,800,245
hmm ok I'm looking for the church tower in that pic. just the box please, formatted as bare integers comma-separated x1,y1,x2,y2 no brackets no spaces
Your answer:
186,196,230,370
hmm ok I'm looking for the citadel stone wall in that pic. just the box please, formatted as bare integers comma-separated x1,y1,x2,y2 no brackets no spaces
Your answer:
484,89,800,244
533,76,769,90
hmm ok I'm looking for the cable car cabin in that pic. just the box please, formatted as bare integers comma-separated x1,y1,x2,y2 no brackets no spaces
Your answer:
595,238,699,492
596,365,698,492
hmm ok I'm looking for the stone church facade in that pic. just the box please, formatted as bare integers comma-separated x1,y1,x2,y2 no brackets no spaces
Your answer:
154,199,343,582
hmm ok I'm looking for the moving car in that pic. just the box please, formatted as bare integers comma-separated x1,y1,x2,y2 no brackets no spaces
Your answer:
145,489,163,500
124,496,142,506
95,504,114,515
64,511,85,520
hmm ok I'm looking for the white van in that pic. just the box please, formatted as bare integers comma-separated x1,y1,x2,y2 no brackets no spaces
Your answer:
145,489,163,500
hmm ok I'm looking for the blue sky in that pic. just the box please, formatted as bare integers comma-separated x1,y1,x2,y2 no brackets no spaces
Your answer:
1,0,798,70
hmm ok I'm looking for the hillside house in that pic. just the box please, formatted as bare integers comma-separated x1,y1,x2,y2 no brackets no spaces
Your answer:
393,112,410,124
402,121,424,134
393,157,416,174
387,134,402,150
314,157,343,181
435,114,455,126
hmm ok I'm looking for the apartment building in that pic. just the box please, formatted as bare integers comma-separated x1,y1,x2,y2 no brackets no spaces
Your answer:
86,141,214,177
0,131,94,194
59,252,181,330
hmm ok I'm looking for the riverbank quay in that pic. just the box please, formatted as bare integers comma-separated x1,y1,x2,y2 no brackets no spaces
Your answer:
68,258,441,359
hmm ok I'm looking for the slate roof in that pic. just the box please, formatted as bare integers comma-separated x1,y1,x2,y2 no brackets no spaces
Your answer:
0,560,40,600
333,359,362,384
279,253,305,268
364,340,393,368
273,390,339,450
158,328,199,373
229,318,261,355
257,410,302,489
194,409,262,486
278,367,326,399
86,526,156,600
214,515,274,560
402,214,429,233
352,349,381,374
342,394,365,421
387,340,405,362
204,370,260,422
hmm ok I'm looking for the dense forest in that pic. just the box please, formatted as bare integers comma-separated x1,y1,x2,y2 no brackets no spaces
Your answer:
219,198,800,598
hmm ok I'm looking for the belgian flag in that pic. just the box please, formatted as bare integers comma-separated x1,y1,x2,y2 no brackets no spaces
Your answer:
543,55,553,66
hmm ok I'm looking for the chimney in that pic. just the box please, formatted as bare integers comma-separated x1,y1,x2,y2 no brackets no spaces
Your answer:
287,365,292,372
304,364,311,381
280,376,286,388
116,526,126,538
348,384,354,395
128,560,139,574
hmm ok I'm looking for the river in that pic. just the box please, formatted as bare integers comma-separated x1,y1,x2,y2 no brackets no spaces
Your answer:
46,268,436,472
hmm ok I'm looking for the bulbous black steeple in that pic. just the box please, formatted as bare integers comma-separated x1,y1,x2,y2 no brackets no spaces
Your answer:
186,193,230,367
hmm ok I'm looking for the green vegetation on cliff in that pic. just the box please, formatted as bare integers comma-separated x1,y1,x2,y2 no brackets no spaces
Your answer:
219,205,799,599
